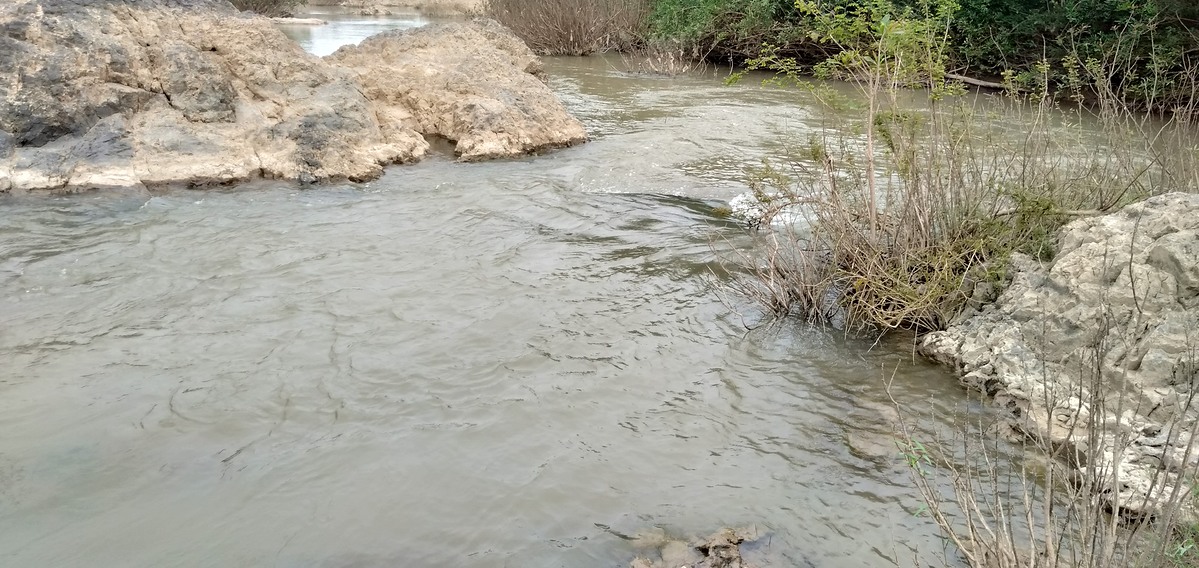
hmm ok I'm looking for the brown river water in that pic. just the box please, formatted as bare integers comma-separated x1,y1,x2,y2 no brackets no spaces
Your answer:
0,9,995,568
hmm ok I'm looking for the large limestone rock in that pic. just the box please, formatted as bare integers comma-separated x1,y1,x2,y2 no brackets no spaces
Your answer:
921,192,1199,517
328,19,586,161
0,0,584,193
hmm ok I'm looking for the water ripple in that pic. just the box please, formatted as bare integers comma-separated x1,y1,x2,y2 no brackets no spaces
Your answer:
0,53,980,568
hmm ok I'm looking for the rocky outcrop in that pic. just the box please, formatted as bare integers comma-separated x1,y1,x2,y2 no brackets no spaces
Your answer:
921,192,1199,517
328,19,586,161
0,0,584,193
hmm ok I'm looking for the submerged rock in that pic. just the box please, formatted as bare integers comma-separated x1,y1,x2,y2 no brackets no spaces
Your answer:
0,0,585,193
920,192,1199,518
726,190,813,229
629,527,763,568
845,400,903,462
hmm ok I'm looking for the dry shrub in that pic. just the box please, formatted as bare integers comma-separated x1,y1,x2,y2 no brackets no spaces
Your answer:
230,0,304,16
890,322,1199,568
723,0,1199,333
482,0,648,55
620,39,711,76
730,89,1199,332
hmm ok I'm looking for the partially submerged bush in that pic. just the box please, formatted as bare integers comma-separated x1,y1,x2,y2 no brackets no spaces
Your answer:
620,38,712,75
725,0,1199,333
711,3,1199,566
483,0,649,55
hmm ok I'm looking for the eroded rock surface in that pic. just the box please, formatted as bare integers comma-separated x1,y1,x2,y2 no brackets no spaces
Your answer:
328,19,586,161
0,0,584,193
920,192,1199,517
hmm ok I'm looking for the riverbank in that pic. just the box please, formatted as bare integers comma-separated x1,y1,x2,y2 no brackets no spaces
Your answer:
922,193,1199,519
725,185,1199,521
478,0,1198,117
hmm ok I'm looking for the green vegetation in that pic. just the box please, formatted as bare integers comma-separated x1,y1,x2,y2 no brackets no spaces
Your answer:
647,0,812,59
1171,520,1199,567
647,0,1199,115
719,0,1197,331
949,0,1198,107
482,0,649,55
487,0,1197,112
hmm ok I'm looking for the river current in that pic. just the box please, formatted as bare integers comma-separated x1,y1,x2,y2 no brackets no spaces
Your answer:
0,9,977,567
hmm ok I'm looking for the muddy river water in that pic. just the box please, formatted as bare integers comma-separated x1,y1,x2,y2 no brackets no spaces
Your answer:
0,9,990,568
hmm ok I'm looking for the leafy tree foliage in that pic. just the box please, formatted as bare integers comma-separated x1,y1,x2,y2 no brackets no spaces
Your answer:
648,0,1199,113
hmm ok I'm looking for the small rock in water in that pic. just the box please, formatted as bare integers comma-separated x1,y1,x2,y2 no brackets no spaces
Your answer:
726,191,812,230
629,526,763,568
845,429,899,462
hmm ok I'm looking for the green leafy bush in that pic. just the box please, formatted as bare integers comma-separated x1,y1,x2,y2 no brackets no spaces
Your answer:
648,0,815,59
648,0,1199,115
950,0,1199,114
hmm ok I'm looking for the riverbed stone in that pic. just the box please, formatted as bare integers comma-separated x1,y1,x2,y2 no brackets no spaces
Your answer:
629,527,761,568
0,0,585,193
920,192,1199,518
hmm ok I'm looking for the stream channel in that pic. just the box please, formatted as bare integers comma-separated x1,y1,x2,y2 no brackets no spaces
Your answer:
0,7,1002,568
